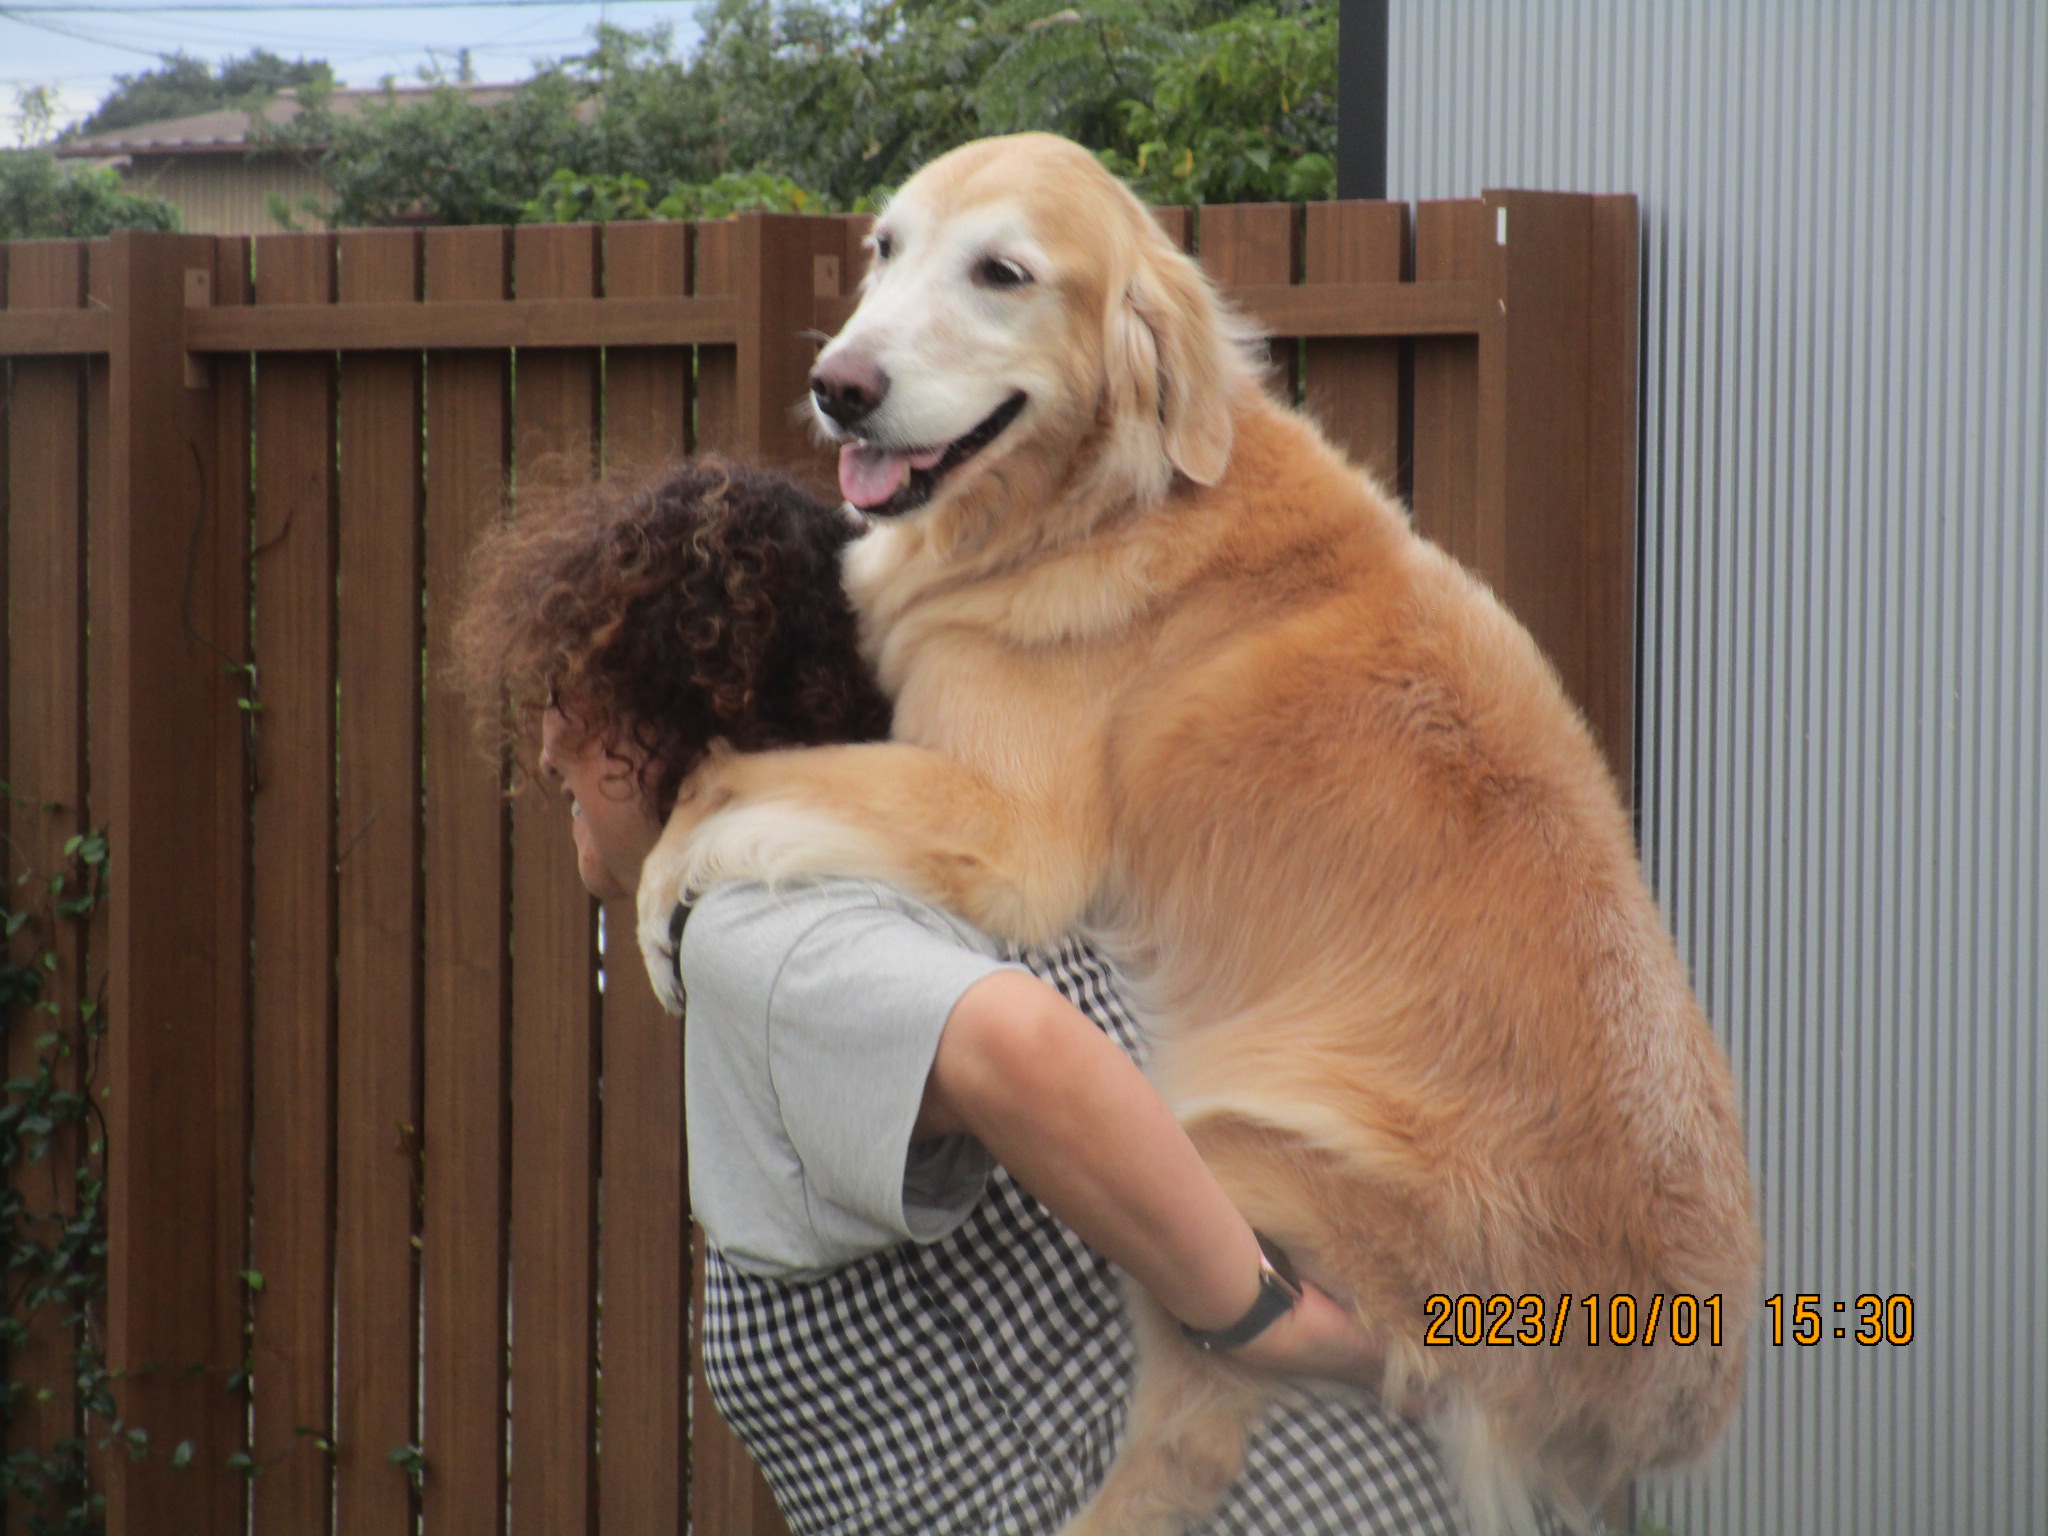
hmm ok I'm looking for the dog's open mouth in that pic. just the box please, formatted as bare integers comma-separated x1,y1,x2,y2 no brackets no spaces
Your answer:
837,392,1026,517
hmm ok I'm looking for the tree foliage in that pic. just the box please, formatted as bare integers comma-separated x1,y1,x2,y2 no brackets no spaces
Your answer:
1104,5,1336,204
0,153,180,241
75,49,334,138
217,0,1338,229
288,74,600,228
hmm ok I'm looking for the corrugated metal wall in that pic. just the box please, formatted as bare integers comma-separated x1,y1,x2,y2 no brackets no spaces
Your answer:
1388,3,2045,1533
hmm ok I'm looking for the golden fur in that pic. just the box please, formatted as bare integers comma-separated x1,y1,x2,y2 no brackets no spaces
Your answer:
637,133,1759,1534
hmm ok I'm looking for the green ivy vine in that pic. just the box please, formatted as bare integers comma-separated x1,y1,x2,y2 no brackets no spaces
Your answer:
0,802,124,1535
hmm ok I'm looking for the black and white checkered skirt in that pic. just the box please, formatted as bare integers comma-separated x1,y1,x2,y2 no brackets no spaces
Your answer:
702,935,1471,1536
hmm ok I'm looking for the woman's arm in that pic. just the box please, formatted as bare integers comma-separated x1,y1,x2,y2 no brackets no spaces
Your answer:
917,968,1383,1384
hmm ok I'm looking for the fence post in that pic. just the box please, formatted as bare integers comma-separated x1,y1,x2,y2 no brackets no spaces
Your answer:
1473,190,1640,793
94,230,248,1535
730,213,850,494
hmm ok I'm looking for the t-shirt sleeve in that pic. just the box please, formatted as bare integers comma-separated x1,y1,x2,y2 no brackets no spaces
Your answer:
762,896,1012,1247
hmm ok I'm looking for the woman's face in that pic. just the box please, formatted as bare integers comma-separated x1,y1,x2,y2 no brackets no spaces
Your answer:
539,704,666,903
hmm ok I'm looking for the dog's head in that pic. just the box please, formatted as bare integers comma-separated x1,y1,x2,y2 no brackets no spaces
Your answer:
811,133,1258,538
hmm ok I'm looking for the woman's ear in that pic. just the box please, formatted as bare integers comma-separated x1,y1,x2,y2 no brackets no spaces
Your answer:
1119,239,1241,486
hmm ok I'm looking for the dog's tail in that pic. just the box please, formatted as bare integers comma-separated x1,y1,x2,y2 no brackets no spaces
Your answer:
1430,1393,1581,1536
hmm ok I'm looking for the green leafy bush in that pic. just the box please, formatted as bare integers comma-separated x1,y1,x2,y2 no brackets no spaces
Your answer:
1105,5,1336,205
277,75,600,228
0,152,180,241
521,167,827,224
0,823,114,1535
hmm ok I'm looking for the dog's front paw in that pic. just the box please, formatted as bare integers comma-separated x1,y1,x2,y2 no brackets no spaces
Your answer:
636,837,697,1016
634,823,716,1015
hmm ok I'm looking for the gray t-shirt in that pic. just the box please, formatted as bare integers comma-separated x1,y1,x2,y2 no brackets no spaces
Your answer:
679,877,1024,1280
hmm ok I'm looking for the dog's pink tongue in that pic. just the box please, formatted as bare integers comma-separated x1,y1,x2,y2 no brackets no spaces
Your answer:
838,442,948,509
839,444,905,508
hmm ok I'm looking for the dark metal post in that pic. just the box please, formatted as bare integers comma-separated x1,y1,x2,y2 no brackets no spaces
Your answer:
1337,0,1390,199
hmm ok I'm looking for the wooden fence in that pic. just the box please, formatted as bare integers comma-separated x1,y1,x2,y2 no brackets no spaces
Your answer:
0,196,1636,1536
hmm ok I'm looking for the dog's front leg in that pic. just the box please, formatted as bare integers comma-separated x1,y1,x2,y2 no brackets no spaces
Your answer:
635,740,1104,1012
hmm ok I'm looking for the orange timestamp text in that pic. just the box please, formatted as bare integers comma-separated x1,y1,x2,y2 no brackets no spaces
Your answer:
1422,1292,1726,1347
1762,1292,1913,1345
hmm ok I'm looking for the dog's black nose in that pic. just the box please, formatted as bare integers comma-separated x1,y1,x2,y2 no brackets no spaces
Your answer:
811,355,890,429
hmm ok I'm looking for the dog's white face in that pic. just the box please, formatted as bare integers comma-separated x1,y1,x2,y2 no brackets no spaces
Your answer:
815,196,1054,517
810,133,1250,528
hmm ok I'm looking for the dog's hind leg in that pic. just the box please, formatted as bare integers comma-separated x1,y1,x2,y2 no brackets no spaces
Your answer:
1060,1296,1271,1536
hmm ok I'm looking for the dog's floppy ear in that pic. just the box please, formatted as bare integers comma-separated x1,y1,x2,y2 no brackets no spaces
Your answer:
1115,237,1242,486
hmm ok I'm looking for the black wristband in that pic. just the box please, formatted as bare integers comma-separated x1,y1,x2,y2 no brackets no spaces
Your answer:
1179,1231,1305,1352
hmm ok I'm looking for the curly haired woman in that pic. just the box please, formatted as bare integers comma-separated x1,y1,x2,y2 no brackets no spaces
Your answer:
453,459,1477,1536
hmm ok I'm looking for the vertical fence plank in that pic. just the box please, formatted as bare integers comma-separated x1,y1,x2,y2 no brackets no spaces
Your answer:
603,221,691,477
95,228,246,1536
1197,203,1299,397
1411,200,1489,581
508,221,601,1536
691,221,736,455
333,227,425,1533
249,230,339,1536
1303,201,1407,491
3,239,88,1505
202,233,254,1534
420,224,512,1536
1149,205,1192,250
593,221,690,1536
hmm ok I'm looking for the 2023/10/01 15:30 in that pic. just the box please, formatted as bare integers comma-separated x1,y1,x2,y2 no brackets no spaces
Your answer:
1763,1292,1914,1345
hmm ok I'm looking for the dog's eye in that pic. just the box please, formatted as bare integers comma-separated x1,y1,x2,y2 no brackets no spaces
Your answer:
975,256,1033,290
873,231,894,261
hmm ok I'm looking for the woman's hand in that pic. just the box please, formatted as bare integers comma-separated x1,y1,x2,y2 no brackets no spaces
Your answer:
1228,1280,1386,1387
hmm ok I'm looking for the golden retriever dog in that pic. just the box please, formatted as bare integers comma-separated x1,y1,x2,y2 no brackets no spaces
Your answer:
637,132,1758,1535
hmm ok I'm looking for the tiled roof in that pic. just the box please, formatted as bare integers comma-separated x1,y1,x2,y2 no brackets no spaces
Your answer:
54,84,520,157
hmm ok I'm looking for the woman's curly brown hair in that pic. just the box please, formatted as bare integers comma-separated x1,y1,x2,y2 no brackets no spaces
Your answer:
451,458,891,812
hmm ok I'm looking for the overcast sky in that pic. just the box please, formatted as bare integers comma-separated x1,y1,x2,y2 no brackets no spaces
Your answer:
2,0,705,136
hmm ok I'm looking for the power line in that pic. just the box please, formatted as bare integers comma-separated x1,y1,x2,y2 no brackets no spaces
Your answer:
0,7,168,56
